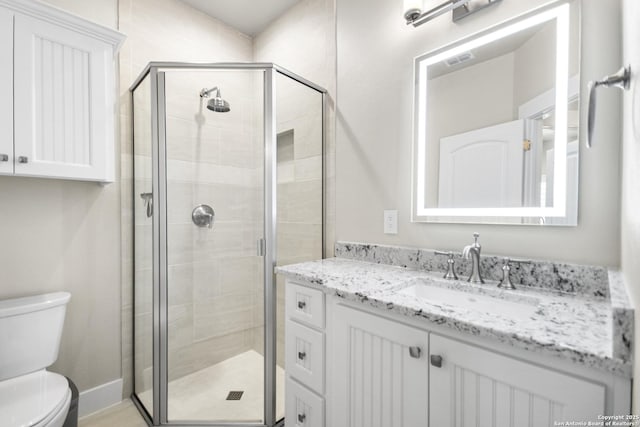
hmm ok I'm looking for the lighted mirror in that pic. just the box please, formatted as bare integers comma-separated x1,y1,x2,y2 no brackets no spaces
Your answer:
412,2,580,225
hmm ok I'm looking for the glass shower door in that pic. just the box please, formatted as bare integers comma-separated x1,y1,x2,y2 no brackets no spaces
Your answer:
133,73,154,418
162,69,266,424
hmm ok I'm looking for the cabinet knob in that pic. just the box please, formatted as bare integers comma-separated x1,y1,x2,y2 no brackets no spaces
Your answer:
18,156,28,164
298,413,306,423
409,346,422,358
0,154,7,162
297,300,306,309
298,351,306,360
430,354,443,368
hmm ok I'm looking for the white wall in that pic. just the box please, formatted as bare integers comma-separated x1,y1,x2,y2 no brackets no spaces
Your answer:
336,0,622,265
620,0,640,411
0,0,121,394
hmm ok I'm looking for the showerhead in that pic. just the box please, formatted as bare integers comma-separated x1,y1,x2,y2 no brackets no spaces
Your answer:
199,87,231,113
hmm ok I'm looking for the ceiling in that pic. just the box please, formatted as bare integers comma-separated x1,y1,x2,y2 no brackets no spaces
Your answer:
179,0,302,36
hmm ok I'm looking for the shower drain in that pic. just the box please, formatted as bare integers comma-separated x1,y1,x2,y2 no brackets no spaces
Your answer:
226,391,244,401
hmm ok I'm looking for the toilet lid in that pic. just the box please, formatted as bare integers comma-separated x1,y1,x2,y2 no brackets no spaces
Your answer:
0,370,69,427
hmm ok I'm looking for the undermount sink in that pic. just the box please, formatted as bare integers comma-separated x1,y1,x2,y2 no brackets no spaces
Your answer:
398,281,540,320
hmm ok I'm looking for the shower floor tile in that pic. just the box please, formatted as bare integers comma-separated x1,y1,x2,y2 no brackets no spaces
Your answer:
137,350,285,423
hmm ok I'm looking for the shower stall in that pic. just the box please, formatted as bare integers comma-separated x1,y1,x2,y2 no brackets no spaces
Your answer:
129,63,325,427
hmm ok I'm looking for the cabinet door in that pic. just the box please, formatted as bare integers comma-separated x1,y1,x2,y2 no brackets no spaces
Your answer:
13,13,114,181
0,7,12,175
331,304,429,427
430,334,605,427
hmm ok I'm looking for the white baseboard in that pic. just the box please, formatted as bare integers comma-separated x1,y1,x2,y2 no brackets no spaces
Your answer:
78,378,123,417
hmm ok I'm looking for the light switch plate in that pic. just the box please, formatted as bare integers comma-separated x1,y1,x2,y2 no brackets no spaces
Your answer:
384,210,398,234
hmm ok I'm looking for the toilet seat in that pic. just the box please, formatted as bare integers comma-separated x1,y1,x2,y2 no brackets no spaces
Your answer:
0,370,70,427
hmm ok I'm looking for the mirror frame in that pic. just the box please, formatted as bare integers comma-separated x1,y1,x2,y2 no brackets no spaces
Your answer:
412,2,575,224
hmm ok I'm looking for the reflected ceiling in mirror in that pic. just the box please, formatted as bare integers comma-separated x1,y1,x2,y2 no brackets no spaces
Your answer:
412,2,580,226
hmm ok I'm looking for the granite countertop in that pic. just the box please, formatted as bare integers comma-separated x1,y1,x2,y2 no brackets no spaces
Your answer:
276,257,633,377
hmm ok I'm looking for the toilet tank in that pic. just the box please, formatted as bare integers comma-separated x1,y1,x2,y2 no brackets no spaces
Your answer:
0,292,71,381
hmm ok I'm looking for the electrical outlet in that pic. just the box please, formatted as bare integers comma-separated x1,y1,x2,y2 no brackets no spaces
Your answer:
384,210,398,234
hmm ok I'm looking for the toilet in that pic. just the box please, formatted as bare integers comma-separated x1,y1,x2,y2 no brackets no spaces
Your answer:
0,292,72,427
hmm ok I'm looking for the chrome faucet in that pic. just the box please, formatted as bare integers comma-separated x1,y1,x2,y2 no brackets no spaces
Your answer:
462,232,484,284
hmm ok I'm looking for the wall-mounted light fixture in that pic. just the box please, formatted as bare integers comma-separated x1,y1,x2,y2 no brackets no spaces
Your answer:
404,0,501,27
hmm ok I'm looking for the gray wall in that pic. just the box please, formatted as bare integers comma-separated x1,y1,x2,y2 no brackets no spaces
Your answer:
336,0,622,265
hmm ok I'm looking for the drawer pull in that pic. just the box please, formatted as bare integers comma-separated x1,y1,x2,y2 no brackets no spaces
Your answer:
298,413,306,423
18,156,28,164
297,300,306,309
298,351,306,360
430,354,443,368
0,154,7,162
409,346,422,358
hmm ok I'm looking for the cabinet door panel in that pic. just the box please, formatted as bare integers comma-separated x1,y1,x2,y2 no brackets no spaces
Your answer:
430,334,605,427
0,8,12,175
331,304,429,427
13,13,113,181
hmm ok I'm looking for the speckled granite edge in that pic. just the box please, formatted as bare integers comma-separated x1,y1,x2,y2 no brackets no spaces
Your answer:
335,241,610,299
608,270,634,361
276,259,633,377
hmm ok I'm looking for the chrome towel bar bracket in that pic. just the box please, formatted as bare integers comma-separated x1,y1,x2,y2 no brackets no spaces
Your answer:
587,65,631,148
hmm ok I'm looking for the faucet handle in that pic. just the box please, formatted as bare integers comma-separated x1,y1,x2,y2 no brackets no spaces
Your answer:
498,257,531,290
434,251,459,280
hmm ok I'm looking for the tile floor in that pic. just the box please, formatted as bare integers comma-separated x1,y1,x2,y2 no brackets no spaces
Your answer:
79,399,146,427
80,350,284,426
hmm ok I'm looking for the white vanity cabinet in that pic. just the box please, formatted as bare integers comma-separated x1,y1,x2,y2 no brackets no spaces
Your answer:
429,334,605,426
0,0,124,182
285,282,326,427
283,279,628,427
331,304,429,427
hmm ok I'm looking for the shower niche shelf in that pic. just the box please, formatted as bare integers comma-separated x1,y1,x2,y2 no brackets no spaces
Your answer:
0,0,125,183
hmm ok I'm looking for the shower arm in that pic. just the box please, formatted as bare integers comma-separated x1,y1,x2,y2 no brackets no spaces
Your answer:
200,87,219,98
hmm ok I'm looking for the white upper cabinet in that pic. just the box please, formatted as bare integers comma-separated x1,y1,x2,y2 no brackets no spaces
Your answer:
0,0,125,182
0,8,13,175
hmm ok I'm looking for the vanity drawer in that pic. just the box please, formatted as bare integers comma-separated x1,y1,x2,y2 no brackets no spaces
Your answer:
286,377,325,427
286,319,324,394
286,282,325,329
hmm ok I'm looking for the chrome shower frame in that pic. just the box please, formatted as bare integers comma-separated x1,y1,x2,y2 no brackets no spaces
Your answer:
129,62,327,427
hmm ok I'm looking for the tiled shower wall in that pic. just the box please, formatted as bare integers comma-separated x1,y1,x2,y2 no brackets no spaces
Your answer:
253,0,336,368
121,0,261,396
120,0,336,398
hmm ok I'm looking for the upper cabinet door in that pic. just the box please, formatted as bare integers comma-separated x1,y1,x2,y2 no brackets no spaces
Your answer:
0,8,13,176
13,13,115,182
